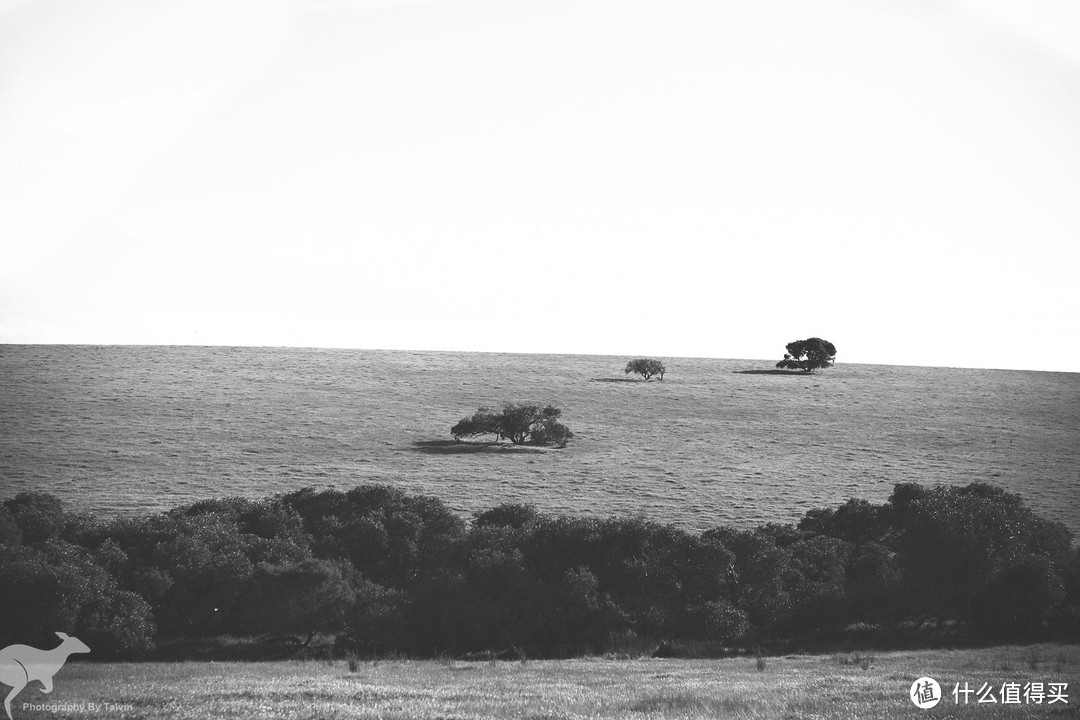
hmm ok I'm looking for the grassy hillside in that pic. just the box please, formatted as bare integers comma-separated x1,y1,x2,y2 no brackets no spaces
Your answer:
26,645,1080,719
1,346,1077,534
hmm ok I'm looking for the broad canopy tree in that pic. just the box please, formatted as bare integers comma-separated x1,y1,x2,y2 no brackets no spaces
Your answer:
452,404,573,447
625,358,666,381
776,338,836,372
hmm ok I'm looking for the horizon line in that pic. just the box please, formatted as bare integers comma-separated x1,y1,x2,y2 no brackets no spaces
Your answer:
2,341,1075,375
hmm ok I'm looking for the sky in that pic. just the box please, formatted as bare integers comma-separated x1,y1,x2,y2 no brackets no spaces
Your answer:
2,0,1078,371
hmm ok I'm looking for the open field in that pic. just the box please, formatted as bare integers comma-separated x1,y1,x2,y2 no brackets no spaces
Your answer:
12,645,1078,719
1,346,1078,534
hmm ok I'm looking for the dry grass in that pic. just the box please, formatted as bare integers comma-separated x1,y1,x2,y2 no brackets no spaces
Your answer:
17,644,1078,719
2,348,1078,535
834,651,874,670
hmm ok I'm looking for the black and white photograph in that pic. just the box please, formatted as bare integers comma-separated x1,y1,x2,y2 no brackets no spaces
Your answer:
2,0,1079,717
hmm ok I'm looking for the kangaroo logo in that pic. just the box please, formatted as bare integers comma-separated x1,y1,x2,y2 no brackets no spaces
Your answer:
0,632,90,720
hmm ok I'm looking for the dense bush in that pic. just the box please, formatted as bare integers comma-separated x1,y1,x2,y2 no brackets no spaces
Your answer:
1,482,1074,659
0,538,155,657
5,492,66,544
244,559,357,645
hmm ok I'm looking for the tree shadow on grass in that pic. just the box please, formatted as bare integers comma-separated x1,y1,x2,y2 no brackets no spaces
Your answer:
412,440,547,455
733,369,815,376
591,377,643,383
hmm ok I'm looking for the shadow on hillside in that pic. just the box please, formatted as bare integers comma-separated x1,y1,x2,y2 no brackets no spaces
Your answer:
733,369,815,376
592,377,644,383
412,440,546,455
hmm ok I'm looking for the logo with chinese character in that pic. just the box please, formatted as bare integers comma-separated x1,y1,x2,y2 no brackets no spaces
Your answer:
910,677,942,709
953,680,1069,706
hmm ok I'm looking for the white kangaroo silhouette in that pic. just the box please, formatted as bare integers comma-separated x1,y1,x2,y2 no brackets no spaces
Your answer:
0,632,90,720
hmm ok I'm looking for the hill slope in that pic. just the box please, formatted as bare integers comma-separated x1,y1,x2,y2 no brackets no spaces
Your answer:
1,346,1077,534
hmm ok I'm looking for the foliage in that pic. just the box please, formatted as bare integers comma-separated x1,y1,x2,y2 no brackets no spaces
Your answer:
971,557,1066,639
0,505,22,545
451,404,573,446
625,358,666,381
474,503,542,529
798,499,885,547
4,492,66,544
283,485,465,588
2,482,1074,658
890,482,1072,632
775,338,836,372
0,540,156,657
244,559,357,645
338,576,409,655
688,600,749,643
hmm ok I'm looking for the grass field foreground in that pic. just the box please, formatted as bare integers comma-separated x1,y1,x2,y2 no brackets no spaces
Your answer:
17,645,1080,719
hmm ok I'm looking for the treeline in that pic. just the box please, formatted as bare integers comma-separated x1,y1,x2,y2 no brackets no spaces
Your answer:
1,482,1078,659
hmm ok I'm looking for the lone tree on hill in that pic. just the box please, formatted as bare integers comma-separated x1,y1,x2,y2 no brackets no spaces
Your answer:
625,358,666,381
776,338,836,372
452,404,573,447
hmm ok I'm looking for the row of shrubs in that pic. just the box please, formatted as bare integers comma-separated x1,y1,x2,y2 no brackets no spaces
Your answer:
2,481,1077,659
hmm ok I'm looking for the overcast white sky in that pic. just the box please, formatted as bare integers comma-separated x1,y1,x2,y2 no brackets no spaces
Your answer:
2,0,1078,371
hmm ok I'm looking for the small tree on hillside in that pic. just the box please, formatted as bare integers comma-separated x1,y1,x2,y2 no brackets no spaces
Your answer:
452,404,573,447
776,338,836,372
625,358,666,381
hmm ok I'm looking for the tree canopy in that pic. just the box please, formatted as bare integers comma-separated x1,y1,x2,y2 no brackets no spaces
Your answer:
776,338,836,372
2,482,1076,659
451,404,573,447
625,358,666,381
